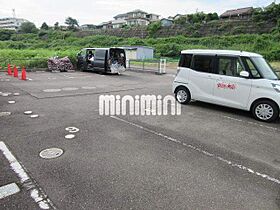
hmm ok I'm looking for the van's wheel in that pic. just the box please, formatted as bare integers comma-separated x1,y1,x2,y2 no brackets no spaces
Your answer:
252,100,279,123
175,87,191,104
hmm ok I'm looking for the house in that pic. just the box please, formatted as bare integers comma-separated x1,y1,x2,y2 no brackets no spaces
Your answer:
220,7,254,20
160,18,174,27
122,46,154,60
0,17,28,30
80,24,96,31
111,10,160,28
98,21,113,29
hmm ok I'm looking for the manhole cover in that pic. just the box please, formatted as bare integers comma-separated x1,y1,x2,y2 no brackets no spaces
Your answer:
0,112,11,117
39,148,63,159
65,127,80,133
62,87,79,91
8,101,16,104
82,86,96,90
30,114,39,118
43,89,61,93
24,111,33,115
65,134,75,139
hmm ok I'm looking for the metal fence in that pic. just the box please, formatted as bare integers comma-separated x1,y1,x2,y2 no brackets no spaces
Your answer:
126,59,167,74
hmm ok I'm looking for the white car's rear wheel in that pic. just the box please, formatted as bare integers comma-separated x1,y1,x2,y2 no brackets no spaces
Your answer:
252,100,279,123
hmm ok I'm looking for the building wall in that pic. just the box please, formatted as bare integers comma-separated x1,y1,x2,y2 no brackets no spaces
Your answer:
136,48,154,60
0,18,27,30
125,50,138,60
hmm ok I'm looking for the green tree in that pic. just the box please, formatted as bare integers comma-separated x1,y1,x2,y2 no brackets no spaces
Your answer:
174,16,187,25
54,22,59,30
147,21,161,37
40,22,49,30
19,22,38,33
0,29,15,40
65,17,79,30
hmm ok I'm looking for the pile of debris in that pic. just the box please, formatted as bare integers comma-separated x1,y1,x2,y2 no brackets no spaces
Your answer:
47,57,74,72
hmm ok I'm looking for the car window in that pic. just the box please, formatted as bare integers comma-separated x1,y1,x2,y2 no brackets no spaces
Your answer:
95,50,107,58
217,57,245,77
245,58,261,78
179,54,192,68
81,50,86,57
193,55,215,73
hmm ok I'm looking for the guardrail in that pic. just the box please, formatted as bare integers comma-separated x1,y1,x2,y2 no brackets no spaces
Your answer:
126,59,167,74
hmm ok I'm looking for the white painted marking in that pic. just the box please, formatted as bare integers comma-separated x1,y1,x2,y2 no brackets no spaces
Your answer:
81,86,96,90
62,87,79,91
65,127,80,133
2,93,10,97
0,112,11,117
24,111,33,115
8,101,16,104
43,89,61,93
65,134,75,139
111,116,280,185
30,114,39,118
0,183,20,199
0,141,53,209
223,116,279,131
39,148,64,159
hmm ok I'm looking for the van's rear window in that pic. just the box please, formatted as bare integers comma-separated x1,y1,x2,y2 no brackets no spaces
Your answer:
179,54,192,68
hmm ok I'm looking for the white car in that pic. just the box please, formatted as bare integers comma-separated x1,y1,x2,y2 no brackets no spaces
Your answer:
173,50,280,122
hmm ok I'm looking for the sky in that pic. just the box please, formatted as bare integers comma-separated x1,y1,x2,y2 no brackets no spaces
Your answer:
0,0,279,27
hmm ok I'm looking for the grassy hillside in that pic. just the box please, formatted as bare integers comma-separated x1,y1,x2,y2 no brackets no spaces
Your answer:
0,31,280,68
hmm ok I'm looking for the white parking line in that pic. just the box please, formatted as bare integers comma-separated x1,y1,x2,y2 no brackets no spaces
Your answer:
0,141,55,209
110,116,280,185
0,183,20,199
223,116,279,131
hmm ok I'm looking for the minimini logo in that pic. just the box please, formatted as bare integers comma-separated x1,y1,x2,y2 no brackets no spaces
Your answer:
99,95,181,116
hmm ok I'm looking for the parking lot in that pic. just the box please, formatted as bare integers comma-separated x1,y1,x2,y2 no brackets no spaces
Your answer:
0,70,280,210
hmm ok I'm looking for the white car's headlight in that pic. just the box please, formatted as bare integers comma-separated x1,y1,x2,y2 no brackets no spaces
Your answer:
272,84,280,93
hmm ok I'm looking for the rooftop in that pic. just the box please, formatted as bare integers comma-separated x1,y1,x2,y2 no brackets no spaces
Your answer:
181,49,262,57
220,7,254,17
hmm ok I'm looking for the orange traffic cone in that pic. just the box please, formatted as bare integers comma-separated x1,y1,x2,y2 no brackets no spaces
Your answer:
21,67,27,81
7,64,12,75
14,66,18,78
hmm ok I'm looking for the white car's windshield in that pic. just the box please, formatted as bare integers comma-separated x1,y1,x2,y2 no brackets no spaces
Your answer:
251,57,279,80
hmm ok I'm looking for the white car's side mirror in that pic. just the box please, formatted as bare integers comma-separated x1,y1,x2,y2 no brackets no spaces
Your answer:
240,71,249,78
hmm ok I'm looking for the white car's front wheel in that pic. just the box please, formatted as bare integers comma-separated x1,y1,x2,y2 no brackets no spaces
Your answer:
252,100,279,123
175,87,191,105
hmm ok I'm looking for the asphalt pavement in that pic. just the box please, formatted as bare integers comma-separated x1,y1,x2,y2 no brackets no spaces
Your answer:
0,70,280,210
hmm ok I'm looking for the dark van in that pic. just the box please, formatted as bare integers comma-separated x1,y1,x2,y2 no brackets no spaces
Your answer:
77,48,126,74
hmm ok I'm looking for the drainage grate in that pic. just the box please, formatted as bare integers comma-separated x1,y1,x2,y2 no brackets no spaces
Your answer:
39,148,64,159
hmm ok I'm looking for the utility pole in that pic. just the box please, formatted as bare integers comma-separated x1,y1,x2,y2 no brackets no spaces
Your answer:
12,9,16,19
